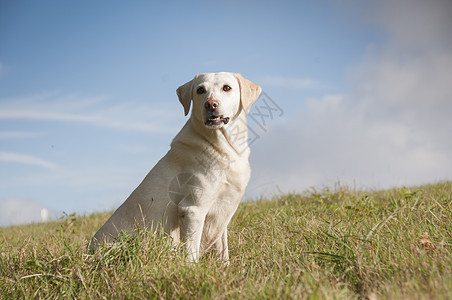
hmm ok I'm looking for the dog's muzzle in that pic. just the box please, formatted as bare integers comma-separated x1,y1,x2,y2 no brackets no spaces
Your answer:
205,115,230,126
204,99,230,126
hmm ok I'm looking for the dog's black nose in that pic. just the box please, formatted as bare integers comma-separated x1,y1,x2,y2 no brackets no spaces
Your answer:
205,99,219,111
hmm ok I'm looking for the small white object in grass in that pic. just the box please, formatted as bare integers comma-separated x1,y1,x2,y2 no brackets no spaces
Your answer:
40,208,49,222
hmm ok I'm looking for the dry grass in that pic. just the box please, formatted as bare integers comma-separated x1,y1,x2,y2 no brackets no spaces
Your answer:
1,182,451,299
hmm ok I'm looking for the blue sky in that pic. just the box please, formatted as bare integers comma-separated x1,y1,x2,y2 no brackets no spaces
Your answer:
1,0,451,226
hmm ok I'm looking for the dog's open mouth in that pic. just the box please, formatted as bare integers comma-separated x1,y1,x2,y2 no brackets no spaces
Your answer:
205,115,230,126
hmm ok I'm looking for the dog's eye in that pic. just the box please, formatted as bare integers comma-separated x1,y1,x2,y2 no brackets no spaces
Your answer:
197,86,206,94
223,85,232,92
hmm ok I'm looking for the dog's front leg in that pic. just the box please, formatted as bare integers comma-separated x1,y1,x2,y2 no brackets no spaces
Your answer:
215,227,229,264
177,204,206,262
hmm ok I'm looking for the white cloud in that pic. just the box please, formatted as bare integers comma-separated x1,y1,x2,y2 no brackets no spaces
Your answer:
0,198,55,227
370,0,452,51
0,151,58,169
248,0,452,195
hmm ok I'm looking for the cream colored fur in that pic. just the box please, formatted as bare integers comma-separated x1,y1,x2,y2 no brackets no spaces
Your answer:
90,72,261,262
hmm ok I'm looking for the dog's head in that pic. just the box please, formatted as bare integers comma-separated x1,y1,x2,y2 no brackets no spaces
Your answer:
177,72,261,129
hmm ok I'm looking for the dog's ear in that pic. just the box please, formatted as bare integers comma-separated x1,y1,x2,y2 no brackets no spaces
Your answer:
176,79,194,116
234,73,262,114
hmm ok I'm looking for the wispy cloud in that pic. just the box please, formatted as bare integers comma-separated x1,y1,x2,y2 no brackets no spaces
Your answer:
0,151,58,169
0,131,42,139
258,75,325,90
0,93,182,133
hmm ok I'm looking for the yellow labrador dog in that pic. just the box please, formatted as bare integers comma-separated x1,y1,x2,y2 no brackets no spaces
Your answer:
90,72,261,262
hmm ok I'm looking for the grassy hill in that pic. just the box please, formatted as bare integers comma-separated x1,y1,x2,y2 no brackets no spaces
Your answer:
1,182,451,299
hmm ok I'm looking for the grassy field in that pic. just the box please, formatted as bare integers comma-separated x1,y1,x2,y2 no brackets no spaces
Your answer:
1,182,451,299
